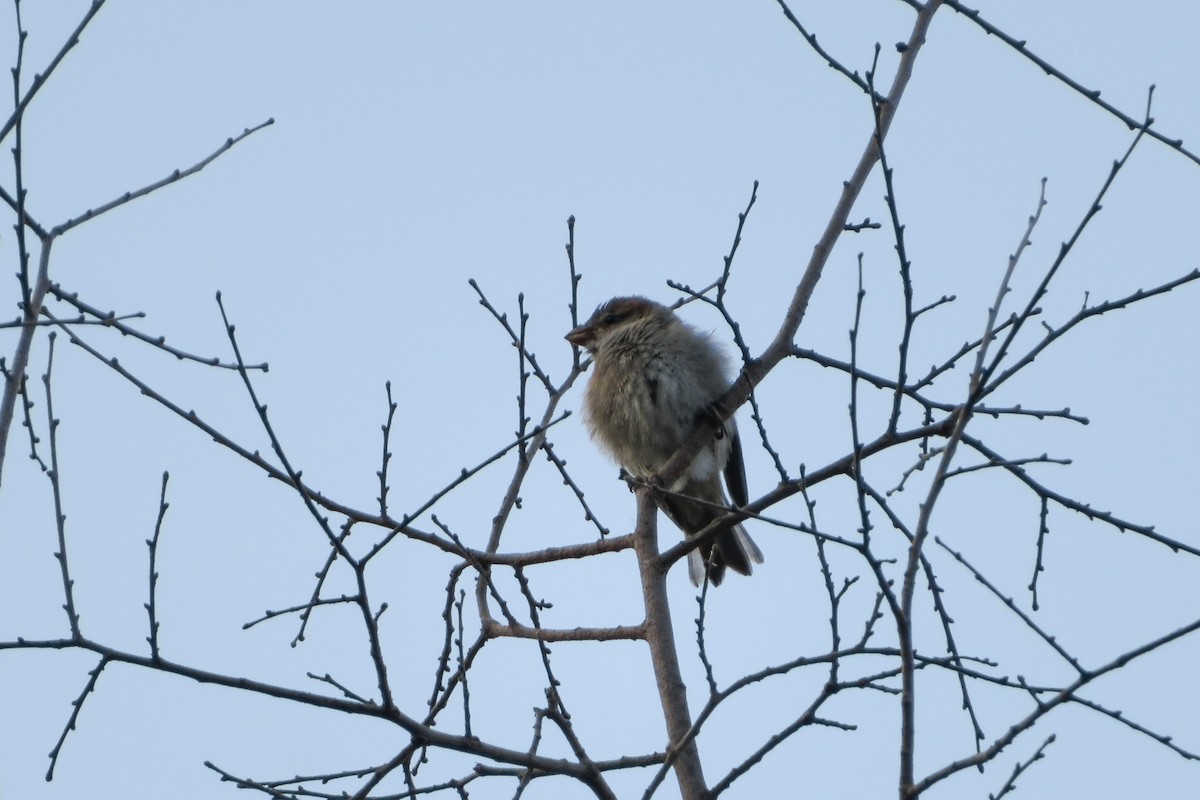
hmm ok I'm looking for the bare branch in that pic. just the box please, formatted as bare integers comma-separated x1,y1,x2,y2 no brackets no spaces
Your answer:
52,119,275,235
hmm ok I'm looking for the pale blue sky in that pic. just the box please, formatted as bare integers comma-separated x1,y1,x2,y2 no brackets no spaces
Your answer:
2,3,1199,798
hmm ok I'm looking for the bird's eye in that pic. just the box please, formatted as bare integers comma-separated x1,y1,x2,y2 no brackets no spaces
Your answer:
603,313,621,325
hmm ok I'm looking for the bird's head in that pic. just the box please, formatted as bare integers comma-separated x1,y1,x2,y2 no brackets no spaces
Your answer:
565,296,668,354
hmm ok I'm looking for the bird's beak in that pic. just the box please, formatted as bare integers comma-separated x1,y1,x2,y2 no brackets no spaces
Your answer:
565,324,593,348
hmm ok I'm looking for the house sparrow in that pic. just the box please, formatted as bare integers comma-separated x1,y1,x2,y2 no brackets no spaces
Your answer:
566,296,763,586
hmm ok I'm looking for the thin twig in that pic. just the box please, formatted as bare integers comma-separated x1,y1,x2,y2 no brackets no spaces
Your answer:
144,471,170,660
896,0,1200,167
52,119,275,236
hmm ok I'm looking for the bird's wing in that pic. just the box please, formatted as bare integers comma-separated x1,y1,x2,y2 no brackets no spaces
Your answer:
724,424,749,508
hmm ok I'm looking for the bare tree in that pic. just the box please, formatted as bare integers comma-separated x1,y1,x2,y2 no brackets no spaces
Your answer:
3,3,1199,799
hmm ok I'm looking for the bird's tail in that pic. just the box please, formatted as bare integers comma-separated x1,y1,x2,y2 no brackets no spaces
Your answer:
687,523,763,587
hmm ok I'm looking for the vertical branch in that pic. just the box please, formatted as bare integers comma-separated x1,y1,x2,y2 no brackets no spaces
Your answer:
864,483,985,752
516,293,531,451
633,489,707,800
378,381,397,517
453,589,472,739
844,254,871,684
971,180,1046,398
898,407,964,797
565,215,582,369
42,331,81,638
17,363,47,472
694,583,718,697
0,234,51,488
898,178,1047,798
145,471,170,661
10,0,30,311
715,180,759,325
863,46,918,435
1029,496,1050,610
426,563,469,716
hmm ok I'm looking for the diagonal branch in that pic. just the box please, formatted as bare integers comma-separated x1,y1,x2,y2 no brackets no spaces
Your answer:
895,0,1200,168
657,0,946,493
52,118,274,235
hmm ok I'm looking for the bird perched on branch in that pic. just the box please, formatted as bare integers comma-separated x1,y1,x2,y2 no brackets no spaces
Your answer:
566,296,763,586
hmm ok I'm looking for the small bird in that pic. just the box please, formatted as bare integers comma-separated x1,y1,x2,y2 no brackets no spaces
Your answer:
566,296,763,586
